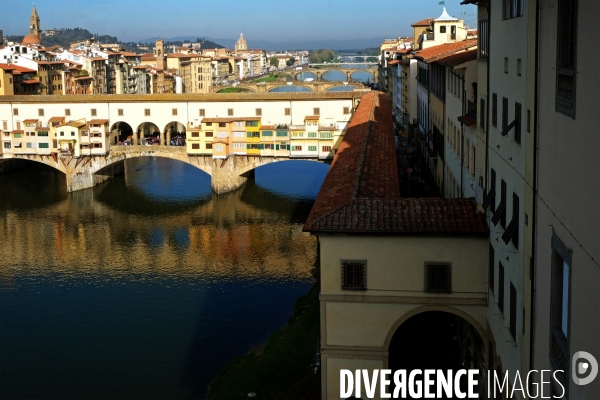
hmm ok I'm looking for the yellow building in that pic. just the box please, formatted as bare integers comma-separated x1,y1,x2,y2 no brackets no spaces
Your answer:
244,117,261,156
0,64,16,95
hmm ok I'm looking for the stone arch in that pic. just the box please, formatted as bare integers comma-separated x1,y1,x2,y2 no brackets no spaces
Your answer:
0,156,66,175
136,122,161,145
350,70,375,81
163,121,186,146
267,85,313,92
110,121,134,145
235,156,327,178
383,304,487,350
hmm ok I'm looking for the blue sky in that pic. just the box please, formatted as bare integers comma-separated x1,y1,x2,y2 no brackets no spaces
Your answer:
2,0,477,43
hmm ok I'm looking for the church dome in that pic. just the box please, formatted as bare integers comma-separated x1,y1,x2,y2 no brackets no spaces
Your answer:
23,33,42,45
236,33,247,45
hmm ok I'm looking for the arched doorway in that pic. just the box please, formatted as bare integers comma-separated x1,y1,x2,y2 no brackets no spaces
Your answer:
163,122,186,147
388,311,486,398
110,121,133,145
137,122,161,146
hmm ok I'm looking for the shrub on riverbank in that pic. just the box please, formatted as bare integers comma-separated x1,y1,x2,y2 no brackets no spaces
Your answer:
205,284,320,400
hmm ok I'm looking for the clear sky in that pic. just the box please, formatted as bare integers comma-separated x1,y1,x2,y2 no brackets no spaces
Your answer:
2,0,477,43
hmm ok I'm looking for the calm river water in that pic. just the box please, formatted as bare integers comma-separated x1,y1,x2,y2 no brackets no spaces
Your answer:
0,158,328,399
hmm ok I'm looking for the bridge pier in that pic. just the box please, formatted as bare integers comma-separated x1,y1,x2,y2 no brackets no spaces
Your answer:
66,159,124,192
210,156,257,194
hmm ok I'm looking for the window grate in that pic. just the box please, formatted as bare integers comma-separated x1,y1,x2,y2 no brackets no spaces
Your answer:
424,262,452,294
341,261,367,291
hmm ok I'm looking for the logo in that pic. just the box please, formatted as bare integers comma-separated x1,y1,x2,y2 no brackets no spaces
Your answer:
572,351,598,386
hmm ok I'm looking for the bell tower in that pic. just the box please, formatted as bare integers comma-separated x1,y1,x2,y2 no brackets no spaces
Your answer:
155,39,165,70
30,5,41,38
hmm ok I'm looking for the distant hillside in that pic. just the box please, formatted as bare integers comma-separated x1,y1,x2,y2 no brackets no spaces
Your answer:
8,28,140,53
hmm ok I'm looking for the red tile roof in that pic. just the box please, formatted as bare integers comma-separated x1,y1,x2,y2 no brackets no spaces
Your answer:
411,18,434,27
0,64,36,74
22,79,40,84
414,39,478,63
49,116,65,122
304,91,487,235
435,48,478,66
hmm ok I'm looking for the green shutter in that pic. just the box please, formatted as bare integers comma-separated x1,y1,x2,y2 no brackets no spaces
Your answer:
276,145,280,150
247,132,252,138
247,144,251,149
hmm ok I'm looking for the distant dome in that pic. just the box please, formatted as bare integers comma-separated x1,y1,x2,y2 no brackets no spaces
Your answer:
236,33,247,45
22,33,42,45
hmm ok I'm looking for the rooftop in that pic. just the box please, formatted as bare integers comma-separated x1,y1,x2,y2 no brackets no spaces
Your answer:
411,18,434,27
304,91,487,235
435,48,479,66
414,39,478,63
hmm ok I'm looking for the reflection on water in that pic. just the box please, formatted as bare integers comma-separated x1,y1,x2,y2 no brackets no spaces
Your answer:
0,158,329,399
269,85,312,92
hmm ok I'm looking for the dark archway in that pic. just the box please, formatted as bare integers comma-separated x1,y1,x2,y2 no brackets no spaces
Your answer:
110,121,133,145
388,311,486,399
137,122,161,145
163,122,186,147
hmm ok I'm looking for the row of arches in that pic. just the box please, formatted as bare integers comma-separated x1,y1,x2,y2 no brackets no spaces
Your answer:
110,121,186,146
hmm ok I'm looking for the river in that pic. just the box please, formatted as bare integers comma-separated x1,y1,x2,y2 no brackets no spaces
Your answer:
0,158,328,399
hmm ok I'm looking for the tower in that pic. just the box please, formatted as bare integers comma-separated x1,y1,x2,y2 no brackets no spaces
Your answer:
30,5,41,38
155,39,165,70
234,33,247,52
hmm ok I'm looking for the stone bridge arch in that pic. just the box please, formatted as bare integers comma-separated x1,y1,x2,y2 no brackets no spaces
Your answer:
0,155,67,175
233,156,328,178
267,84,314,92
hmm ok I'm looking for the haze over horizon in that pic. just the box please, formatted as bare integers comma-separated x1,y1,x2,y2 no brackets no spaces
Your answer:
2,0,477,45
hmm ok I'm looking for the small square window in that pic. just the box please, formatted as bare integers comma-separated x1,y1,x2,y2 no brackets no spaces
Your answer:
91,109,97,116
199,109,205,117
517,59,522,76
228,108,234,116
285,108,291,116
504,58,509,74
425,262,452,293
256,108,262,117
145,109,151,116
13,108,18,116
65,109,71,116
343,107,350,115
38,109,44,117
118,109,124,116
440,25,447,33
172,108,178,116
313,108,320,116
341,260,367,291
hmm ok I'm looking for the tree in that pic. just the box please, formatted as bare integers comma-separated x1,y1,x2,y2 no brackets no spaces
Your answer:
286,57,296,67
270,56,279,67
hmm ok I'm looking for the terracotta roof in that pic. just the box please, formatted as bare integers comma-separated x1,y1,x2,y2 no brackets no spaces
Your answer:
202,118,233,123
261,125,276,129
319,126,335,131
387,60,400,65
411,18,434,27
88,119,109,125
74,76,92,80
167,53,191,58
11,130,24,134
49,116,65,122
0,64,36,74
435,48,478,66
23,119,39,124
304,91,487,235
64,121,87,128
304,116,320,120
414,39,478,63
22,79,40,84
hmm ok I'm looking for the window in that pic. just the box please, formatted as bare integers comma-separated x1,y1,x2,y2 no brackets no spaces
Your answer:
171,108,178,116
38,109,44,117
71,131,76,136
276,131,288,137
320,132,333,139
502,97,508,131
313,108,320,116
205,122,212,126
91,109,97,116
118,109,124,116
489,244,495,293
292,145,302,151
483,169,496,212
517,59,522,76
93,143,102,148
343,107,350,115
206,143,213,149
504,0,524,19
498,262,505,314
307,132,317,138
509,283,517,339
479,20,489,58
65,109,71,116
479,98,485,130
26,142,36,148
341,260,367,291
2,121,6,130
60,131,64,136
191,132,200,137
13,109,18,116
322,145,332,152
504,58,509,74
492,93,497,127
527,109,531,133
228,108,233,116
215,145,223,152
216,132,227,138
192,143,200,149
425,262,452,294
38,143,48,149
285,108,291,116
255,108,262,116
308,145,317,151
514,103,522,144
556,0,578,118
234,131,245,137
199,109,205,117
219,122,226,128
3,142,10,149
37,131,48,137
145,109,151,116
262,131,273,137
440,25,447,33
493,180,507,227
550,232,571,388
205,131,213,137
